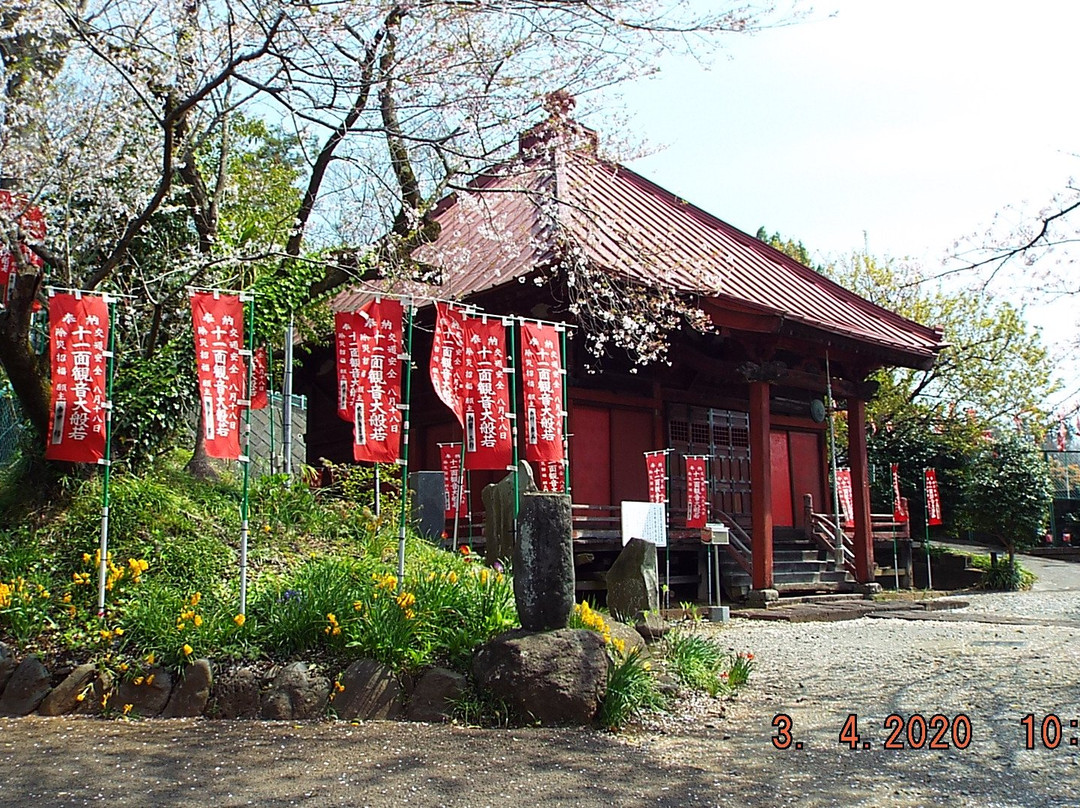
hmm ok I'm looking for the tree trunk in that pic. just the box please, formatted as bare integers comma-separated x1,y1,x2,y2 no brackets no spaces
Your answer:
184,404,219,480
0,274,50,445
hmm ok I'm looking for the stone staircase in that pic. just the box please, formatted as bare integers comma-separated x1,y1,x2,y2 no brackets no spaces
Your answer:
718,528,855,600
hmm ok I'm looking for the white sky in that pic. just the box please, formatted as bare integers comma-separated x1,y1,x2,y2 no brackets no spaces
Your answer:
588,0,1080,409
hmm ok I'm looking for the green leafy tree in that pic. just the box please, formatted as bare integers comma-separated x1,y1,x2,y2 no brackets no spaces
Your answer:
959,434,1053,559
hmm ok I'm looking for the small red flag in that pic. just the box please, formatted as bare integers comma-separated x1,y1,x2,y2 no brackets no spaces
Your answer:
46,293,109,463
891,463,908,523
440,443,468,519
685,456,708,528
521,322,564,464
430,302,467,426
461,315,512,471
0,191,46,307
191,292,244,460
250,346,268,410
925,468,943,526
646,451,667,504
351,298,403,464
835,467,854,528
536,461,565,493
334,311,362,422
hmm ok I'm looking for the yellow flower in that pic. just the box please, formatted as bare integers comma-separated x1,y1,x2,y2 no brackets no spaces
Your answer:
182,644,193,656
193,615,203,628
82,552,92,564
447,571,458,584
119,663,129,673
395,591,416,609
40,589,50,599
75,692,86,703
145,653,155,665
176,622,186,631
122,703,133,716
146,674,155,686
189,592,201,607
334,681,345,693
62,593,72,603
113,627,124,636
233,613,246,627
352,601,363,612
133,677,144,686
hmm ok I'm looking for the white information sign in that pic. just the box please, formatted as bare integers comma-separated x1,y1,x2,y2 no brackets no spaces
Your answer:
621,501,667,548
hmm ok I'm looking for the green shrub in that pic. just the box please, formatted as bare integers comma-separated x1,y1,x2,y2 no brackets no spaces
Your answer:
600,647,667,730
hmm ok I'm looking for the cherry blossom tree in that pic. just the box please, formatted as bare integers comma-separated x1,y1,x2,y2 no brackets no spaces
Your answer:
1,0,780,459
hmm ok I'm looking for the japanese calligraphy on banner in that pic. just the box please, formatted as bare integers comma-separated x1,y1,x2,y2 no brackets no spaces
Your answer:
685,456,708,529
461,316,512,470
352,298,403,464
334,311,362,422
430,302,466,426
440,443,467,519
835,467,854,528
0,191,46,307
925,468,943,526
191,293,244,459
537,461,565,493
250,346,268,410
47,293,109,463
520,322,564,464
891,463,909,523
645,451,667,504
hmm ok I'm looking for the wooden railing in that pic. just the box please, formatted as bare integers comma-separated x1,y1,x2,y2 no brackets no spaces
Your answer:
711,508,753,577
802,494,911,576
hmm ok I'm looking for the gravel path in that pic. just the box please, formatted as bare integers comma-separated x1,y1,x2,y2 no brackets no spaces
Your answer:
2,576,1079,807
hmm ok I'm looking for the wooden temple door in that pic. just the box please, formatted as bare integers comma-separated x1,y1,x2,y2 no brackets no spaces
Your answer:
668,404,751,526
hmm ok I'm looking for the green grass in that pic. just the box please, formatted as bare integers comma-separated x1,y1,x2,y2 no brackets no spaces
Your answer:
600,647,667,730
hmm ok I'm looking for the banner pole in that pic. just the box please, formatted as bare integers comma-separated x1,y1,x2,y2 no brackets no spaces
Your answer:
96,297,118,618
923,469,933,591
508,321,520,522
282,315,294,478
374,465,381,518
396,302,415,593
664,450,671,610
453,443,465,549
239,295,255,615
267,346,276,474
559,326,571,495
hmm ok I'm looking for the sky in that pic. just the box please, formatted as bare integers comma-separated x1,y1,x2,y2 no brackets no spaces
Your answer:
588,0,1080,410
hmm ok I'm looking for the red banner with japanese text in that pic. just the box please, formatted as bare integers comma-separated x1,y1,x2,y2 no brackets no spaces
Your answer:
352,298,403,464
646,451,667,504
537,461,565,493
250,346,268,410
836,467,854,528
891,463,909,522
430,302,466,426
46,293,109,463
462,316,512,470
335,311,362,422
925,468,943,526
440,443,467,519
0,191,46,307
685,456,708,528
191,292,244,459
520,322,564,464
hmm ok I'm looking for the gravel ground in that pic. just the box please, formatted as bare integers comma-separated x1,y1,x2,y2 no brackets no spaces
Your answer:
2,566,1080,807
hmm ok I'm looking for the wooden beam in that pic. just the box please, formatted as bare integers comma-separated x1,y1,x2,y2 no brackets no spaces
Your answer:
748,381,773,590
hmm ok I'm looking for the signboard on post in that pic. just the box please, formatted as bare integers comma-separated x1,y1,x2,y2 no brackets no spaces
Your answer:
620,501,667,548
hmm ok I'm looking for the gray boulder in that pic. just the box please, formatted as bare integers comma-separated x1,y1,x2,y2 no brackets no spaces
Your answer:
606,538,659,621
73,670,114,716
634,611,670,642
514,492,574,631
406,667,466,723
207,666,263,719
162,659,213,718
0,642,14,693
114,666,173,718
607,620,647,657
260,662,330,720
331,659,403,720
472,629,608,726
0,656,51,716
39,663,98,716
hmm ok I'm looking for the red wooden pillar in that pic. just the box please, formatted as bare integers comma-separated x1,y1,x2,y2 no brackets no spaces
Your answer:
848,397,875,582
748,381,774,590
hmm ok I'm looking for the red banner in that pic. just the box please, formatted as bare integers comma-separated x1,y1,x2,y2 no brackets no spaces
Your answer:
47,293,109,463
462,316,512,470
352,298,403,464
0,191,46,307
191,292,244,459
335,311,362,422
250,346,268,410
537,461,565,493
891,463,909,523
836,467,854,528
521,322,564,464
685,456,708,528
925,468,943,526
646,451,667,504
440,443,467,519
430,302,466,426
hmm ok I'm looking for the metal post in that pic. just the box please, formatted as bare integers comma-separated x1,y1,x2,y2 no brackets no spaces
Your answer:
825,352,845,568
96,296,118,618
396,303,415,592
282,315,294,477
239,293,255,615
559,325,571,494
267,346,276,474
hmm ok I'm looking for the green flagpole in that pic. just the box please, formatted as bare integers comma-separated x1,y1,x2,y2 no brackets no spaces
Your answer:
239,293,255,615
559,324,570,494
396,302,415,593
96,295,118,618
508,318,520,521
